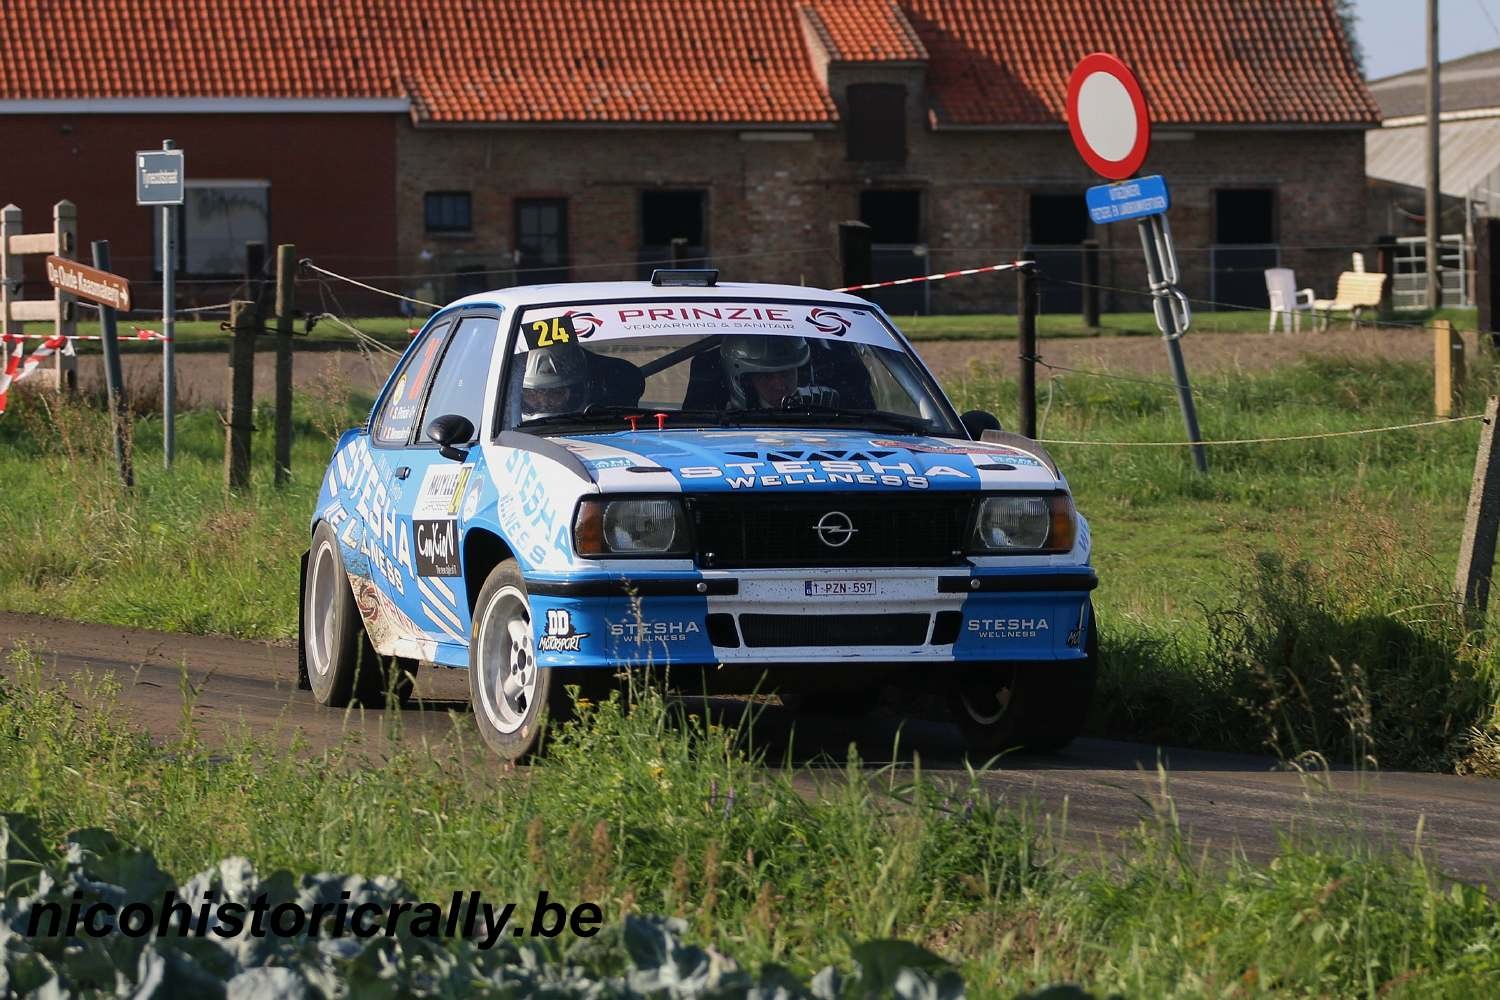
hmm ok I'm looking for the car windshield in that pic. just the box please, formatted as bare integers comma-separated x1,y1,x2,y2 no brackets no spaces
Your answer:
503,299,961,436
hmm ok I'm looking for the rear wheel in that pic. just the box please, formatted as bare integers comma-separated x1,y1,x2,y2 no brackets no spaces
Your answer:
469,559,561,761
948,602,1098,756
303,521,418,708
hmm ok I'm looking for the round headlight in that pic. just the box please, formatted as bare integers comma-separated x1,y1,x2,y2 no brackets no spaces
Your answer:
603,499,681,552
973,496,1051,550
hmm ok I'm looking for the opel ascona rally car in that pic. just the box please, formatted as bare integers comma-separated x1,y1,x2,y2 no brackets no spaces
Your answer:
301,271,1097,760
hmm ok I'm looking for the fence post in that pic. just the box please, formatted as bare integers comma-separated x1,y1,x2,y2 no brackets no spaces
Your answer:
225,299,256,492
92,239,133,488
52,200,77,392
274,244,296,486
836,221,872,290
1478,217,1498,351
0,204,19,371
1017,263,1038,438
1080,239,1100,329
1456,395,1500,631
1376,234,1398,318
1433,318,1464,418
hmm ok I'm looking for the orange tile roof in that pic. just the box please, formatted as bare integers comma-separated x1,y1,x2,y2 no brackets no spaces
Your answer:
0,0,1377,126
900,0,1380,126
805,0,927,62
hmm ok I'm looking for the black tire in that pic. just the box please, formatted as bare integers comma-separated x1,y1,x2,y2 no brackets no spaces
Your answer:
303,521,417,708
948,602,1098,756
468,559,564,761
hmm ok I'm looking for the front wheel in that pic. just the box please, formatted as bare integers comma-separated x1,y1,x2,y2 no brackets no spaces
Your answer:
469,559,560,761
948,602,1098,757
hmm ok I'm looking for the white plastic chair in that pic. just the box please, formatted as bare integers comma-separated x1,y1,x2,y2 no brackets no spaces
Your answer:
1264,267,1314,333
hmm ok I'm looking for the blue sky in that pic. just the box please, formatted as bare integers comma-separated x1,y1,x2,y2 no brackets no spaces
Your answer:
1351,0,1500,78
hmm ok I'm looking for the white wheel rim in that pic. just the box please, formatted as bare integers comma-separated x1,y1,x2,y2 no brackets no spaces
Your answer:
306,539,340,679
476,585,537,735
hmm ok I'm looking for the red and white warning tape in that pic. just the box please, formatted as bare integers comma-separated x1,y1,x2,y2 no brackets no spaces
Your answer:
0,334,74,415
0,329,168,415
832,260,1030,293
2,328,170,343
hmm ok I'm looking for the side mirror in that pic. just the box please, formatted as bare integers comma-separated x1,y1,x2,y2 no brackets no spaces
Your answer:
959,409,1002,440
426,414,474,462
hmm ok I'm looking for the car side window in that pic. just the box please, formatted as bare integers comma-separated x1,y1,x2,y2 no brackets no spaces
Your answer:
373,321,452,446
420,317,499,442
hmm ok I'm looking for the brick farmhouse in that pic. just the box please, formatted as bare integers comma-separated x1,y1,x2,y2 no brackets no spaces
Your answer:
0,0,1378,315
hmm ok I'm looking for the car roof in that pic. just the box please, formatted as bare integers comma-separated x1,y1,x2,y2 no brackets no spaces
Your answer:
445,280,877,312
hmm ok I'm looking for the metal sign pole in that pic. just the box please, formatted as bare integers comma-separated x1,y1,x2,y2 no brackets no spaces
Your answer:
1136,214,1207,472
161,139,177,468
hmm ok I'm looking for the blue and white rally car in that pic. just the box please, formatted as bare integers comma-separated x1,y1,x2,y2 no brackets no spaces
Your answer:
300,270,1097,760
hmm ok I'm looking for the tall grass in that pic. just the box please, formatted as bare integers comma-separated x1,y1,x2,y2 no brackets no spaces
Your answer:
1,651,1497,996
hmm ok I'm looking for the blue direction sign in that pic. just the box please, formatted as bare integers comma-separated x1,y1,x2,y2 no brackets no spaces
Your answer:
1085,174,1169,224
135,150,185,206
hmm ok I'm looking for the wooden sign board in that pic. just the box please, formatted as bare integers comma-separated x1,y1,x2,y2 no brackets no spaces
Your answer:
45,255,131,312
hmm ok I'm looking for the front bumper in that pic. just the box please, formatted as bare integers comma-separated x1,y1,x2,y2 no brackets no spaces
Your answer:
524,567,1096,668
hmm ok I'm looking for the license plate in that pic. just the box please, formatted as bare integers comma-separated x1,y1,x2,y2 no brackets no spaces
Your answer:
804,579,877,597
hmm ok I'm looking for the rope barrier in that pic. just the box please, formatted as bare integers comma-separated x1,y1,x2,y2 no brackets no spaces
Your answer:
299,260,441,310
1039,413,1485,448
307,312,403,359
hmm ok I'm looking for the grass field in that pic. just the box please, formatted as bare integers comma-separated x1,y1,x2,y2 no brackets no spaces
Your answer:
2,350,1498,772
3,652,1498,996
5,345,1500,994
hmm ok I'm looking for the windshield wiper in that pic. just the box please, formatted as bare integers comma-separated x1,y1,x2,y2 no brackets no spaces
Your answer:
721,405,933,433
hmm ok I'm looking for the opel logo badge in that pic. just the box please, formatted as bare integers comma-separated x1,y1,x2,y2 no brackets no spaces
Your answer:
814,510,857,548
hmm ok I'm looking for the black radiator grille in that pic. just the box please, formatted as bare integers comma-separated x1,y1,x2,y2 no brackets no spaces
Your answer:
687,493,975,568
738,613,931,648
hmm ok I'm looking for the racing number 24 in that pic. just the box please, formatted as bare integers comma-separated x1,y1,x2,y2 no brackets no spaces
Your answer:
530,318,572,347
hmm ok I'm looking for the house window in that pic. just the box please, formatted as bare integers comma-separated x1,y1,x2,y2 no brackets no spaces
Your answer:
152,181,269,277
846,84,907,162
859,190,921,244
640,190,707,277
859,190,925,314
1029,194,1090,245
425,192,473,234
1214,189,1276,244
1026,193,1091,312
515,198,569,284
1212,188,1279,309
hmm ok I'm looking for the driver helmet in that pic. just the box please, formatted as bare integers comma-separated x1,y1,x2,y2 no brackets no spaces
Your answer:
720,335,810,408
521,345,590,418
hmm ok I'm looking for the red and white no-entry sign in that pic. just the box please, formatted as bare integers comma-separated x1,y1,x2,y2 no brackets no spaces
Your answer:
1066,53,1151,180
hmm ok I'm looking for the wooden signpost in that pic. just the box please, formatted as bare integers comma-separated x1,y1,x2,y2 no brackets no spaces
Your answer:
44,255,131,313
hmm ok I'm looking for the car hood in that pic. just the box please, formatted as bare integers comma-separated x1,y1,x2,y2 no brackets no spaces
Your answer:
553,428,1062,493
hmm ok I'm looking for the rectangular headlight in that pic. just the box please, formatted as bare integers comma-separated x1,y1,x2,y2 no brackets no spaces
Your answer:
969,494,1076,554
574,498,691,556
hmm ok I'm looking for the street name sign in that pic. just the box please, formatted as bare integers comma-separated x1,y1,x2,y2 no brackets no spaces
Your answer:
136,149,185,205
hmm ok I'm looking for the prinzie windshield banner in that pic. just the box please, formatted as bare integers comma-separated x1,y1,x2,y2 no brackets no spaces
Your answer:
513,301,896,351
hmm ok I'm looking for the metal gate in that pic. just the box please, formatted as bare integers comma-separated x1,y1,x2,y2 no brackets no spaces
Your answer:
1394,234,1468,308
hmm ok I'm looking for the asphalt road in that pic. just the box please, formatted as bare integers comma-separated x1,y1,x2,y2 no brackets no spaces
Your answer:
4,611,1498,884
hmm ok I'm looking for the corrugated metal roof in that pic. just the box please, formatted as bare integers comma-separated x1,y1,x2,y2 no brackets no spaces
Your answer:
1365,117,1500,197
1367,47,1500,119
